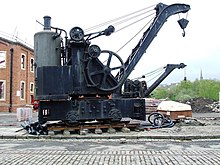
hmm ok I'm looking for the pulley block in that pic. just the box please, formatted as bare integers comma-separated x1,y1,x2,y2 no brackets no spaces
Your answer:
178,18,189,29
88,45,101,58
69,27,84,41
104,25,115,36
178,18,189,37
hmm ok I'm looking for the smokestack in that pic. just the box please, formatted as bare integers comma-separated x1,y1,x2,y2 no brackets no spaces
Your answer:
43,16,51,30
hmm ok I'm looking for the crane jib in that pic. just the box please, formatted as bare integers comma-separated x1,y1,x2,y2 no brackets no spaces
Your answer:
118,3,190,87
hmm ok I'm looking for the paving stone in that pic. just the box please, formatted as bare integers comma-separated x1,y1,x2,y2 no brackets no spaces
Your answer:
121,127,130,133
95,128,102,134
107,127,116,134
1,149,220,165
63,130,71,136
80,129,88,135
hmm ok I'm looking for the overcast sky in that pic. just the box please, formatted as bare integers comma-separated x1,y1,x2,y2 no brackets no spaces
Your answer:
1,0,219,85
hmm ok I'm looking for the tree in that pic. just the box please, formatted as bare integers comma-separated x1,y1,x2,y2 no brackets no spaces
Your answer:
152,87,169,99
152,79,220,101
194,79,220,100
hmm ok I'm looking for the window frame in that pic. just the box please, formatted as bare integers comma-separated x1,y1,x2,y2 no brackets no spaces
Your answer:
20,81,25,100
30,58,34,72
21,53,26,70
30,82,34,93
0,80,6,101
0,51,6,68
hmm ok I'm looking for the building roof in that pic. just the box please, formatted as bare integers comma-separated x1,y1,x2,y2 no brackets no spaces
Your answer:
0,35,33,51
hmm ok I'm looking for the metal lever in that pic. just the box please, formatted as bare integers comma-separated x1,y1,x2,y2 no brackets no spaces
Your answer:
85,25,115,41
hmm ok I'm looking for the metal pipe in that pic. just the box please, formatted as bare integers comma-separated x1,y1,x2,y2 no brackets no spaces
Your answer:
9,48,13,112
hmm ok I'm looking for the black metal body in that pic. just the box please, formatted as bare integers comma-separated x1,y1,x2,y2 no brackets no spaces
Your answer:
36,3,190,124
38,98,146,123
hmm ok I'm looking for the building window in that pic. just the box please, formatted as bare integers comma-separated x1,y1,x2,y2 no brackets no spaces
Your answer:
30,58,34,72
21,54,26,70
30,82,34,93
0,80,6,100
30,95,34,104
20,81,25,100
0,51,6,68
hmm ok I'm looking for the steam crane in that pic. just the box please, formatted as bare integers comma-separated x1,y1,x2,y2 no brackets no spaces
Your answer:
34,3,190,125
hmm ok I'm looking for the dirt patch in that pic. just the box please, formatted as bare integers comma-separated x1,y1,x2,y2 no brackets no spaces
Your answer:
180,97,219,113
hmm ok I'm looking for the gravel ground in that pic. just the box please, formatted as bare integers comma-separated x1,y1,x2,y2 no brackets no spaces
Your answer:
0,111,220,138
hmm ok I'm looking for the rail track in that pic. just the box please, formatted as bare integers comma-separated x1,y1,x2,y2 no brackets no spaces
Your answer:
21,112,174,135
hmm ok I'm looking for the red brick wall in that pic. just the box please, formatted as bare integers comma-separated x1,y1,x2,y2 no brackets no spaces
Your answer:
0,38,34,112
0,40,10,111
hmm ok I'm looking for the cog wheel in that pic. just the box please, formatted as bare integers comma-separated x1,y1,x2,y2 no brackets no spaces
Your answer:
86,50,125,91
88,45,101,58
108,108,122,121
69,27,84,41
65,111,79,123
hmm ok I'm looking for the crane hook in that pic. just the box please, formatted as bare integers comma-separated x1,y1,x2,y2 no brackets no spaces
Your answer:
182,29,186,37
177,18,189,37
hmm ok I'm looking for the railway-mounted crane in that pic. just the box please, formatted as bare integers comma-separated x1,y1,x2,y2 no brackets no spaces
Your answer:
34,3,190,125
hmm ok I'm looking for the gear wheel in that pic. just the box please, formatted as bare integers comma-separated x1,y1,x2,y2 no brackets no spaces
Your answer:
86,50,125,91
108,108,122,121
65,111,79,123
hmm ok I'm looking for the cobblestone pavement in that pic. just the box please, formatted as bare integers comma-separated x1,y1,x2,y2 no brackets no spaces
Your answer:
1,149,220,165
1,112,220,164
0,139,220,165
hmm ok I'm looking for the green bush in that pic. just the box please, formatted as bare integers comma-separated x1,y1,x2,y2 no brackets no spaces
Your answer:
152,79,220,101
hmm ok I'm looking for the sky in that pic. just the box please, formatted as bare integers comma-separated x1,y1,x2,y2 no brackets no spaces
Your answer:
0,0,219,85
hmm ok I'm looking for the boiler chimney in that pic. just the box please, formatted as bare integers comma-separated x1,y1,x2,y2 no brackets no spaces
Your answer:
43,16,51,30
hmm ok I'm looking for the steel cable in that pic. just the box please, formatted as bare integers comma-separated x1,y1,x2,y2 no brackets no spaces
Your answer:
145,70,164,84
115,12,155,33
116,15,155,53
132,65,165,80
85,4,156,32
84,4,157,55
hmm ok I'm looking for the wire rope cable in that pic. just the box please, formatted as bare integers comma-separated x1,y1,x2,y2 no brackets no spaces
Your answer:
84,4,158,55
143,66,165,77
146,70,164,84
85,4,156,32
116,16,155,53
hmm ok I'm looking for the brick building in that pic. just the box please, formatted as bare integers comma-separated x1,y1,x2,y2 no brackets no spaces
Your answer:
0,36,34,112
